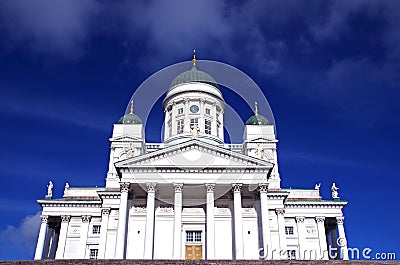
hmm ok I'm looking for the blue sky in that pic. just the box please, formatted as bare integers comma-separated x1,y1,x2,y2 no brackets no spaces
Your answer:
0,0,399,260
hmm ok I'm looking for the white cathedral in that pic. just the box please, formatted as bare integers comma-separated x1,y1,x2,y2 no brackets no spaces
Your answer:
34,53,349,261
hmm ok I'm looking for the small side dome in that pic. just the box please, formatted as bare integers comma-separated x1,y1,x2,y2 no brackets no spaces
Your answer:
246,114,269,125
118,100,143,124
246,102,270,125
118,113,142,124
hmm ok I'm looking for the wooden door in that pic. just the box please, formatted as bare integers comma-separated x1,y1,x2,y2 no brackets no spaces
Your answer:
185,245,202,260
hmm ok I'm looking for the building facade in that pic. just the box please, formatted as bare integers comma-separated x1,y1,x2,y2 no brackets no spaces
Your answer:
34,55,349,260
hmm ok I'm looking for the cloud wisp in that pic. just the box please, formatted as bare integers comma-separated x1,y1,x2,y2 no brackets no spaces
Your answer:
0,212,40,259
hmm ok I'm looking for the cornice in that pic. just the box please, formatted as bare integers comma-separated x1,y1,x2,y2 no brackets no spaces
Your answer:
119,166,270,174
37,199,102,208
285,200,348,209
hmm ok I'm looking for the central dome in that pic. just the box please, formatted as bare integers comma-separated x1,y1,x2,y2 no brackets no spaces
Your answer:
163,51,224,108
168,65,219,90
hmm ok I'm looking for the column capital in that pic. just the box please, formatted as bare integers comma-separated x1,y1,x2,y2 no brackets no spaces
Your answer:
232,183,242,193
316,216,325,224
120,182,130,192
101,208,111,216
184,98,190,103
61,215,71,223
146,182,157,193
82,215,91,223
40,215,49,223
205,183,215,192
275,208,285,215
258,183,269,193
173,183,183,193
199,98,205,104
295,216,305,223
336,216,344,225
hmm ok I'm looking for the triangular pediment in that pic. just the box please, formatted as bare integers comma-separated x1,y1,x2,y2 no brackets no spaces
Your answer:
246,137,278,143
115,139,273,169
110,135,144,142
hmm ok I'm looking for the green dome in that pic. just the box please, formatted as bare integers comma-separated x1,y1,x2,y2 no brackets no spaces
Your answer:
169,65,219,90
118,113,142,124
246,114,270,125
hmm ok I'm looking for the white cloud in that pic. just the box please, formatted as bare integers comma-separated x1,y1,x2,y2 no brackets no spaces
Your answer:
0,212,41,258
0,0,99,58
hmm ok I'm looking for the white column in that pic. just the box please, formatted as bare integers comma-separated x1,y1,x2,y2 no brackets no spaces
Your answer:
164,107,169,139
55,215,70,259
78,215,91,258
295,216,306,259
144,182,156,259
205,183,215,259
115,182,130,259
276,208,287,259
173,183,183,259
183,98,190,133
232,183,243,259
34,215,49,260
199,98,205,133
259,184,271,259
316,217,328,260
98,209,110,259
336,216,349,260
331,224,338,259
211,102,217,136
43,222,55,259
171,101,177,135
49,224,60,258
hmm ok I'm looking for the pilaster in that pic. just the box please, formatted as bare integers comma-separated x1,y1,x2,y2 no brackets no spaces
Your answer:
232,183,243,259
205,183,215,259
144,182,156,259
173,183,183,259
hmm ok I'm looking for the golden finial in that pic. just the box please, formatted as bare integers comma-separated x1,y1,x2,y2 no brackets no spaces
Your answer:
129,100,134,114
254,102,259,115
192,49,197,66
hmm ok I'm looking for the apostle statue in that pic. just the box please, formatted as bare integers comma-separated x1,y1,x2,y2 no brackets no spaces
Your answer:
331,182,339,199
191,125,199,139
47,181,53,198
127,143,134,157
255,144,265,159
64,182,70,196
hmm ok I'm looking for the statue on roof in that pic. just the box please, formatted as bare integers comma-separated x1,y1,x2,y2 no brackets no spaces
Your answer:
127,143,134,157
331,182,339,199
47,181,53,198
64,182,69,196
255,144,265,159
191,125,199,139
315,183,321,190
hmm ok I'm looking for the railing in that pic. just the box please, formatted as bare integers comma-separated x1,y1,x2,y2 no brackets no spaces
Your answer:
146,143,243,153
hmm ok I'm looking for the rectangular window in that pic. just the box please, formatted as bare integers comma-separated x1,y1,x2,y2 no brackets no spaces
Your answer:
177,119,184,134
186,231,202,242
217,122,220,137
178,108,184,115
92,225,101,234
89,249,98,259
285,226,294,235
205,108,211,115
190,118,198,129
205,119,211,135
287,250,296,260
